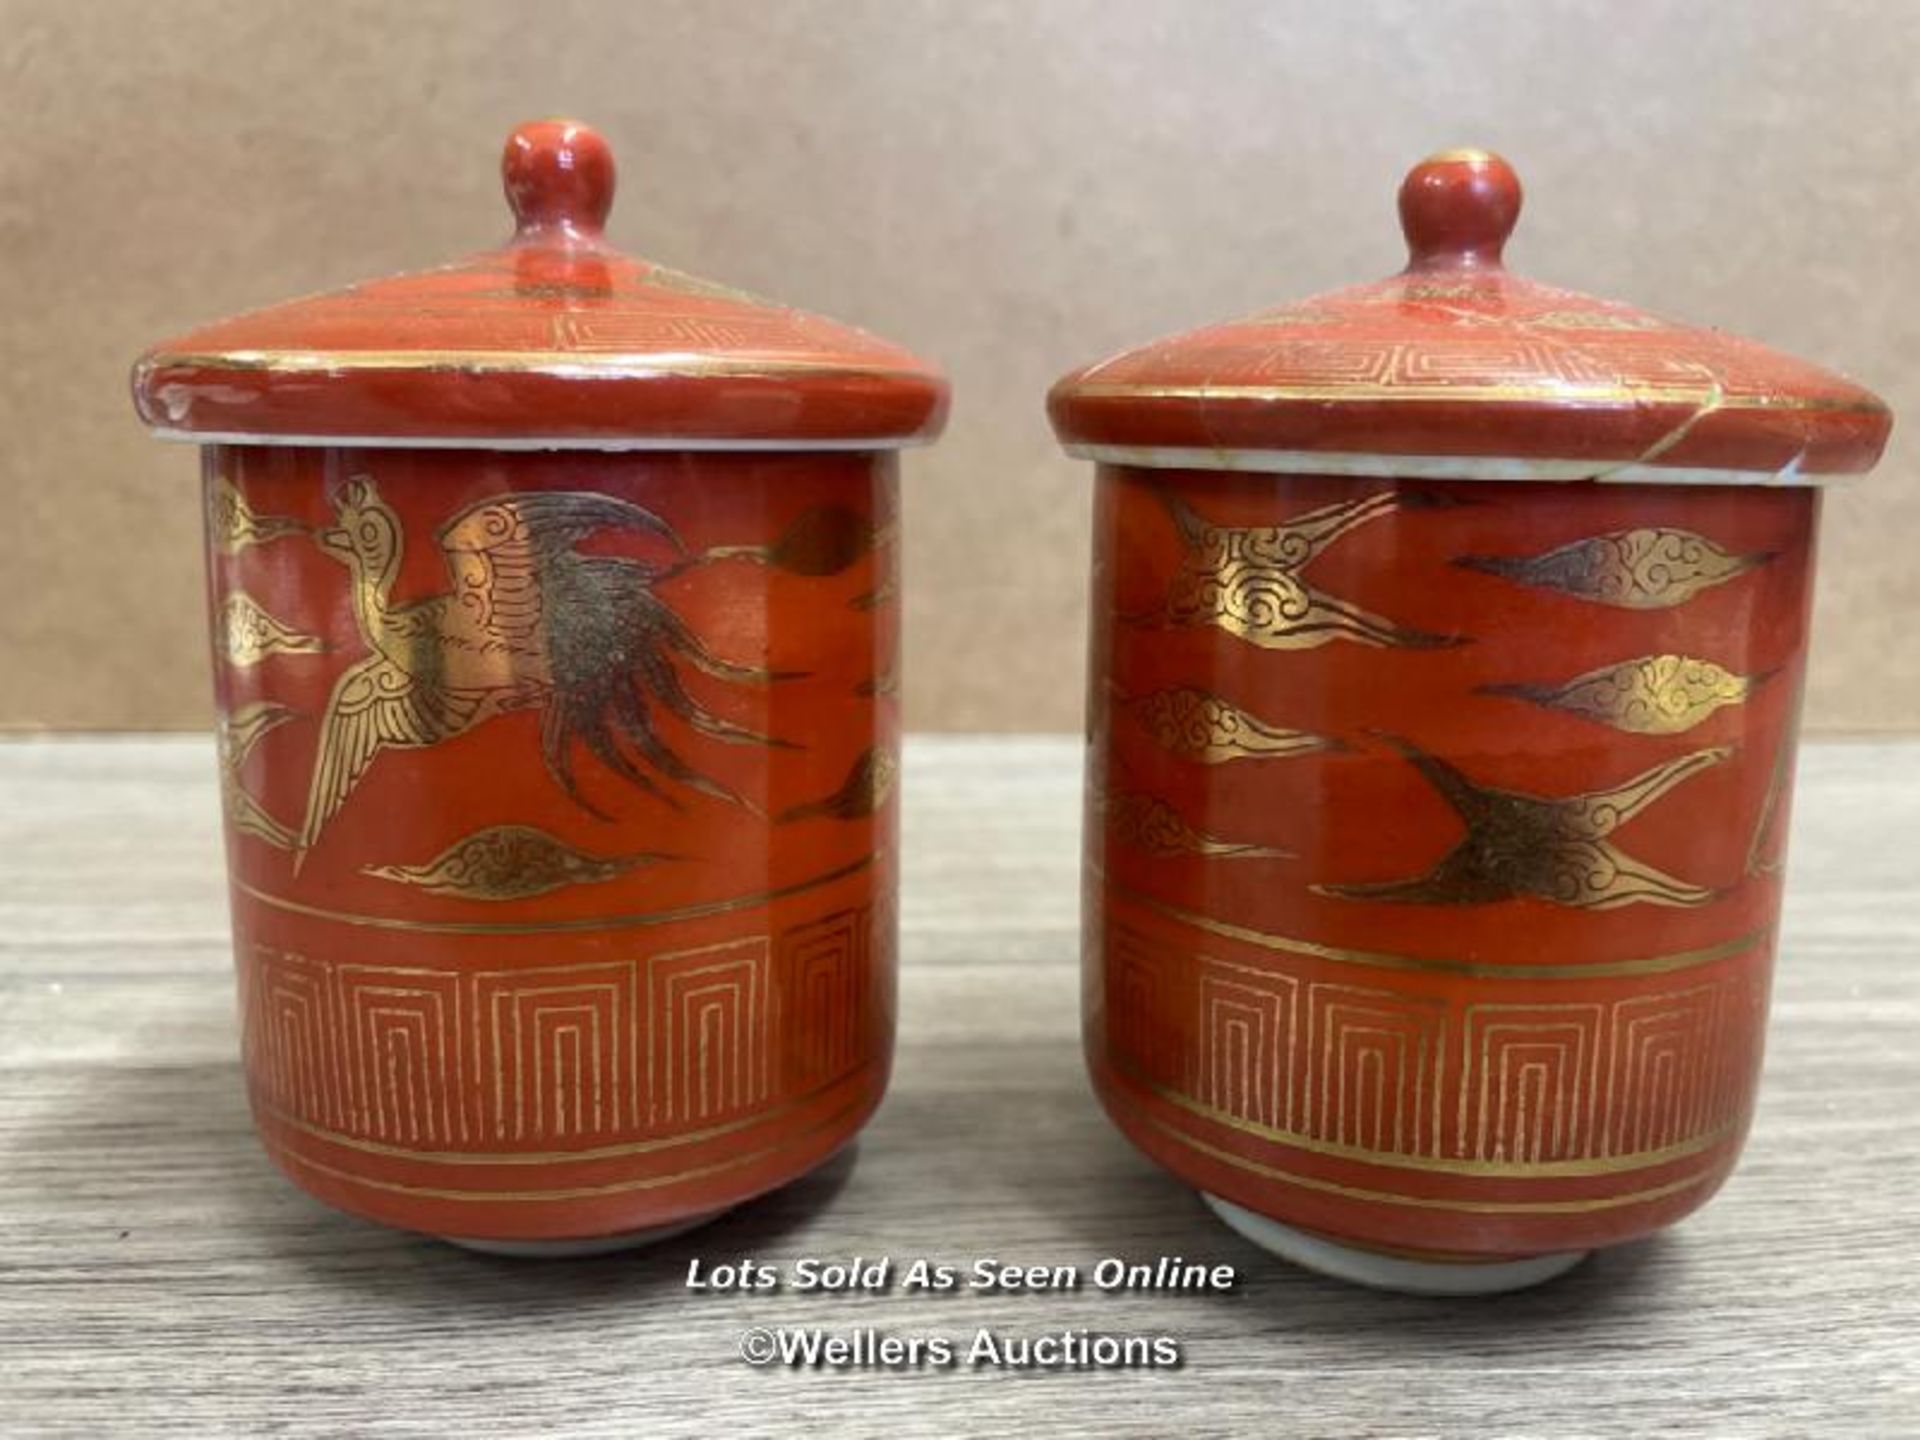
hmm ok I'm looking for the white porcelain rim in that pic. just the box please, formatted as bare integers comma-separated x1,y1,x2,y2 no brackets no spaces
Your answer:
1066,442,1845,486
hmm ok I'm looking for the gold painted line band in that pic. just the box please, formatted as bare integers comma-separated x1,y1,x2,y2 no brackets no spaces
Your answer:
173,430,927,453
1102,875,1770,980
1135,1107,1719,1216
1120,1061,1741,1178
146,349,935,384
230,853,876,935
1064,381,1884,415
257,1068,865,1166
263,1095,867,1203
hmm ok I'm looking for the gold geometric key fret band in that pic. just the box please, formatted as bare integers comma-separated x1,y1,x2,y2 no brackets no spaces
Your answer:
241,901,884,1160
1103,913,1766,1180
1122,1056,1744,1179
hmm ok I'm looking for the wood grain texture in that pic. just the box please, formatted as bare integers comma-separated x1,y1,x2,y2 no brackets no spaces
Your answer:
0,736,1915,1438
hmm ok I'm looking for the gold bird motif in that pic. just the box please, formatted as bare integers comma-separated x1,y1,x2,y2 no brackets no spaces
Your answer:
362,824,668,900
218,701,298,849
778,746,898,823
1158,490,1459,650
855,663,900,699
1102,792,1291,860
295,477,784,869
1316,737,1727,909
702,505,890,577
1746,671,1804,879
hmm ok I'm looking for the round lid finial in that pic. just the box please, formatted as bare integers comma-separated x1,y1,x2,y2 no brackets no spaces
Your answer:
502,119,615,241
1398,148,1521,270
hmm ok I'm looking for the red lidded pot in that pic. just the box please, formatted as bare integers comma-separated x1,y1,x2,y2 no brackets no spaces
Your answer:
132,120,945,1253
1049,149,1889,1294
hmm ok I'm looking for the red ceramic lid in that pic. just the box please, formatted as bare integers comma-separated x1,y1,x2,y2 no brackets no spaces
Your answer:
1049,149,1890,483
133,120,948,449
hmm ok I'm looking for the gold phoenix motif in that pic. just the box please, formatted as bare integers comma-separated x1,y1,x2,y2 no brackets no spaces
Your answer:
1159,490,1456,650
1130,688,1336,763
218,701,298,850
1484,654,1765,735
220,592,327,667
1457,528,1771,610
295,477,785,869
208,475,307,554
780,746,898,823
1317,738,1726,908
362,824,668,900
1104,792,1290,860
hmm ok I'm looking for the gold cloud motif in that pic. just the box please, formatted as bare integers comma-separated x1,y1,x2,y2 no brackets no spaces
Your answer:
1484,654,1765,735
220,592,326,668
1457,528,1771,609
208,476,307,554
1130,688,1335,763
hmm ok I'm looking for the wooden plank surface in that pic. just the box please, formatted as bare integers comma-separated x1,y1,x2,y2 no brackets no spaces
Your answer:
0,736,1914,1438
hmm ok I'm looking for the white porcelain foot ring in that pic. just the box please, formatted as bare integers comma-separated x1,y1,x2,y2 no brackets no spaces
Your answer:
440,1209,728,1258
1202,1193,1589,1296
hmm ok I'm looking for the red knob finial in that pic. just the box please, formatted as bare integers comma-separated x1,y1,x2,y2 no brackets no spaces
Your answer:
1398,148,1521,271
502,119,615,242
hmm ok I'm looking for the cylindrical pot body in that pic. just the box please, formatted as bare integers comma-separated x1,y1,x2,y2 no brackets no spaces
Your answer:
1051,149,1886,1288
137,119,944,1247
1084,464,1815,1262
207,445,899,1242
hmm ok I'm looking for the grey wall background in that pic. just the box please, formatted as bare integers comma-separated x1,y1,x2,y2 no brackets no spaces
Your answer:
4,0,1916,730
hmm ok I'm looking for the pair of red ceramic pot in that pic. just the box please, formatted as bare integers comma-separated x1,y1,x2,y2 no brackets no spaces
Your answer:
134,123,1890,1291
